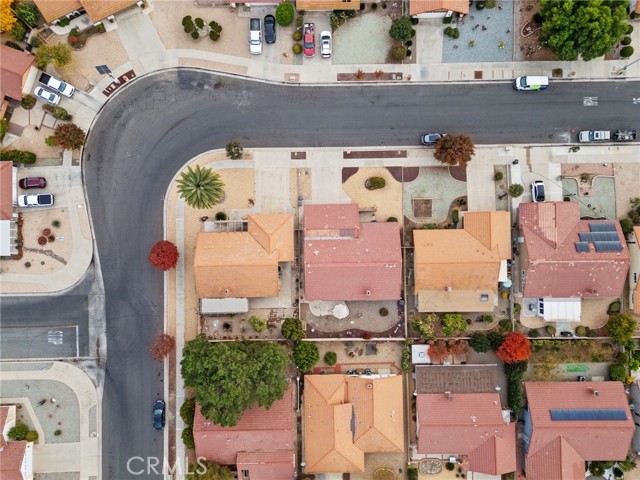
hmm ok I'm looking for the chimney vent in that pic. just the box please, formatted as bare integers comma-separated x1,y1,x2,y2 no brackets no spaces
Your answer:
365,290,371,296
224,289,230,295
445,391,453,400
594,390,599,397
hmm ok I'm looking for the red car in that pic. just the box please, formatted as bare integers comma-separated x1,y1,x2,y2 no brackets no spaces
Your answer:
19,177,47,189
303,22,315,58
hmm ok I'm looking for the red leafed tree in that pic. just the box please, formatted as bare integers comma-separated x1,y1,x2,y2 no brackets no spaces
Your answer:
148,240,179,271
150,333,176,361
428,340,449,364
496,332,531,364
447,340,469,356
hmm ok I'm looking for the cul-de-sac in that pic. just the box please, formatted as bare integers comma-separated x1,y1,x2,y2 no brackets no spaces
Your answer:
1,0,640,479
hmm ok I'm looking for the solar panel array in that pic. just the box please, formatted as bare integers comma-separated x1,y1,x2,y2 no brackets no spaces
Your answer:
594,241,623,252
588,222,617,232
574,222,622,253
550,409,628,421
578,231,619,242
575,242,591,253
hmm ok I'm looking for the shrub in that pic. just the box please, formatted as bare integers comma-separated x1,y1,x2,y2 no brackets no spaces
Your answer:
0,150,36,164
622,36,632,46
371,2,377,9
182,15,192,26
607,300,621,314
401,340,412,372
365,176,386,190
391,44,407,61
513,303,522,314
379,307,389,317
294,341,320,372
25,430,38,442
281,318,304,341
184,21,194,34
148,240,179,271
324,351,337,366
445,462,455,471
407,465,419,480
610,363,627,382
484,314,494,323
405,40,412,47
494,171,504,181
226,140,243,159
45,136,57,147
295,15,304,29
529,329,540,338
485,0,496,7
5,41,23,51
248,315,267,333
182,427,195,449
452,209,459,224
546,325,556,336
469,333,491,353
214,211,227,221
209,30,220,41
487,331,505,350
292,43,303,54
52,122,85,149
621,46,634,58
0,119,7,139
387,217,398,222
8,423,29,441
293,30,302,41
575,325,587,337
626,24,634,34
191,30,199,39
54,429,62,436
442,313,466,336
508,184,524,197
275,2,295,27
452,28,459,39
389,17,414,42
621,218,634,236
209,21,222,35
475,0,485,9
413,314,437,340
15,3,39,27
21,94,36,110
180,397,196,425
47,105,72,121
195,17,204,28
10,21,26,41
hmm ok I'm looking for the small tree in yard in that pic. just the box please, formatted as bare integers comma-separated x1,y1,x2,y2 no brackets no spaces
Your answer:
448,340,468,356
51,123,85,150
508,184,524,197
469,332,491,353
248,315,266,333
412,314,437,340
226,140,243,160
275,2,294,27
150,333,176,361
607,312,637,345
148,240,179,271
428,340,449,364
496,332,531,364
180,397,196,425
177,165,225,209
281,317,304,341
35,44,72,69
442,313,466,336
324,351,337,366
389,17,414,42
434,134,475,167
294,341,319,372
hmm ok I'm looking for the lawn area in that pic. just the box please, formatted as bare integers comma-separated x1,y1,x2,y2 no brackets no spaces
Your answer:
531,339,617,364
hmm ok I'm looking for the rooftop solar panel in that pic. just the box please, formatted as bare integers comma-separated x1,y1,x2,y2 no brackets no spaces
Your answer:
589,222,617,232
594,241,623,252
579,232,619,242
550,409,628,421
575,242,591,253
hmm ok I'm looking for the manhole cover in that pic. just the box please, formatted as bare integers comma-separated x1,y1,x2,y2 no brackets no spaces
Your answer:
420,459,443,475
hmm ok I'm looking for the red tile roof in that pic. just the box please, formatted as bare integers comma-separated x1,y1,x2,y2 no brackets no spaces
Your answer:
193,384,294,466
519,202,629,298
304,204,402,301
416,393,515,475
524,382,634,480
236,450,294,480
0,406,9,449
0,162,14,220
0,440,27,480
0,45,34,101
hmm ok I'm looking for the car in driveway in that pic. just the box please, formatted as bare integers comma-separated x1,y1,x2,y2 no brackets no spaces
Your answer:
19,177,46,189
249,18,262,55
264,14,276,44
420,133,444,146
531,180,545,203
320,31,332,58
153,400,166,430
303,23,315,58
39,72,75,97
34,86,60,105
18,193,54,207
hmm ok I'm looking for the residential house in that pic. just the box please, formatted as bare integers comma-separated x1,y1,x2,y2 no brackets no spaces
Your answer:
519,202,629,322
413,211,511,312
303,374,404,474
194,213,293,308
34,0,140,25
0,406,34,480
193,384,295,479
0,45,36,117
416,392,516,478
0,162,18,257
409,0,469,18
629,226,640,315
303,203,402,301
295,0,360,11
523,382,634,480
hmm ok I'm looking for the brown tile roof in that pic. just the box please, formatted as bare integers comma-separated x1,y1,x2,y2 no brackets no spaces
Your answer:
33,0,83,22
519,202,629,298
0,46,35,101
0,440,27,480
236,451,294,480
417,393,515,475
295,0,360,10
194,214,293,298
414,365,498,395
0,162,14,220
304,375,404,474
304,205,402,301
410,0,469,15
524,382,633,480
81,0,138,21
414,211,510,311
634,226,640,315
193,384,294,466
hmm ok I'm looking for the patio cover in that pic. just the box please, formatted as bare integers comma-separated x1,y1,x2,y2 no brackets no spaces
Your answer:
538,298,581,322
200,298,249,314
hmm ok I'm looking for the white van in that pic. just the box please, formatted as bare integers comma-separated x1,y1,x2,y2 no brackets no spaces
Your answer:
513,76,549,91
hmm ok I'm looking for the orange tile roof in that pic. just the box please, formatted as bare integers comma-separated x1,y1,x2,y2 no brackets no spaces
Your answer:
410,0,469,15
417,393,515,475
519,203,629,298
33,0,83,22
0,162,14,220
0,440,27,480
236,451,294,480
81,0,138,22
0,46,35,101
524,382,633,480
304,375,404,474
304,203,360,233
295,0,360,10
413,211,510,311
193,214,293,298
525,437,584,480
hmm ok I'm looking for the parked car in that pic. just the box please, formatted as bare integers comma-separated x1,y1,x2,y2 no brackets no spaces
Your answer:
578,130,611,143
320,31,332,58
34,86,60,105
264,14,276,44
303,23,315,58
531,180,545,203
560,331,575,338
18,193,54,207
18,177,46,189
39,72,75,97
249,18,262,55
153,400,166,430
420,133,444,146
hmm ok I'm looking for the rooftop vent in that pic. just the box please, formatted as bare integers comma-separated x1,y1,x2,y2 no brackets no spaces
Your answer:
365,290,371,296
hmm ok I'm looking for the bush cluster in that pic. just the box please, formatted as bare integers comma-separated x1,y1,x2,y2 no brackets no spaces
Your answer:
0,150,36,164
401,340,412,372
42,104,73,121
330,10,356,30
248,315,267,333
505,361,528,413
276,2,294,26
621,46,634,58
324,351,337,366
15,3,39,27
391,44,407,61
292,43,303,54
444,27,460,38
365,176,386,190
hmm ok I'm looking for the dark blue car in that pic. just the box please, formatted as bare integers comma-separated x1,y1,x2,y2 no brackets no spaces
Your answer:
153,400,166,430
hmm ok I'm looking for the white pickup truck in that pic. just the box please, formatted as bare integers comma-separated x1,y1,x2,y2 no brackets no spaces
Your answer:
39,72,75,97
249,18,262,55
578,130,610,143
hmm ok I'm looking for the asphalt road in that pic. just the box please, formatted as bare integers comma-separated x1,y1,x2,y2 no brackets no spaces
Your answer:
81,71,638,479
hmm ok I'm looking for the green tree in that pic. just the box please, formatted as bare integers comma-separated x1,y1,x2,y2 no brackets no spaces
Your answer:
389,17,414,42
177,165,225,209
281,317,304,341
609,363,627,382
225,140,243,160
248,315,266,333
10,20,25,41
469,332,491,353
508,184,524,197
487,331,505,350
275,2,294,27
442,313,466,336
620,218,634,236
412,314,437,340
189,461,233,480
324,351,337,366
539,0,628,61
180,397,196,425
35,43,72,69
607,312,637,345
294,341,319,372
434,134,475,167
8,423,29,440
51,122,85,150
14,2,39,27
181,336,290,426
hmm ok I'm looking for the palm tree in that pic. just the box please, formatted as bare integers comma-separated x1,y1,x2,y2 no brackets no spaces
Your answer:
177,165,225,209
